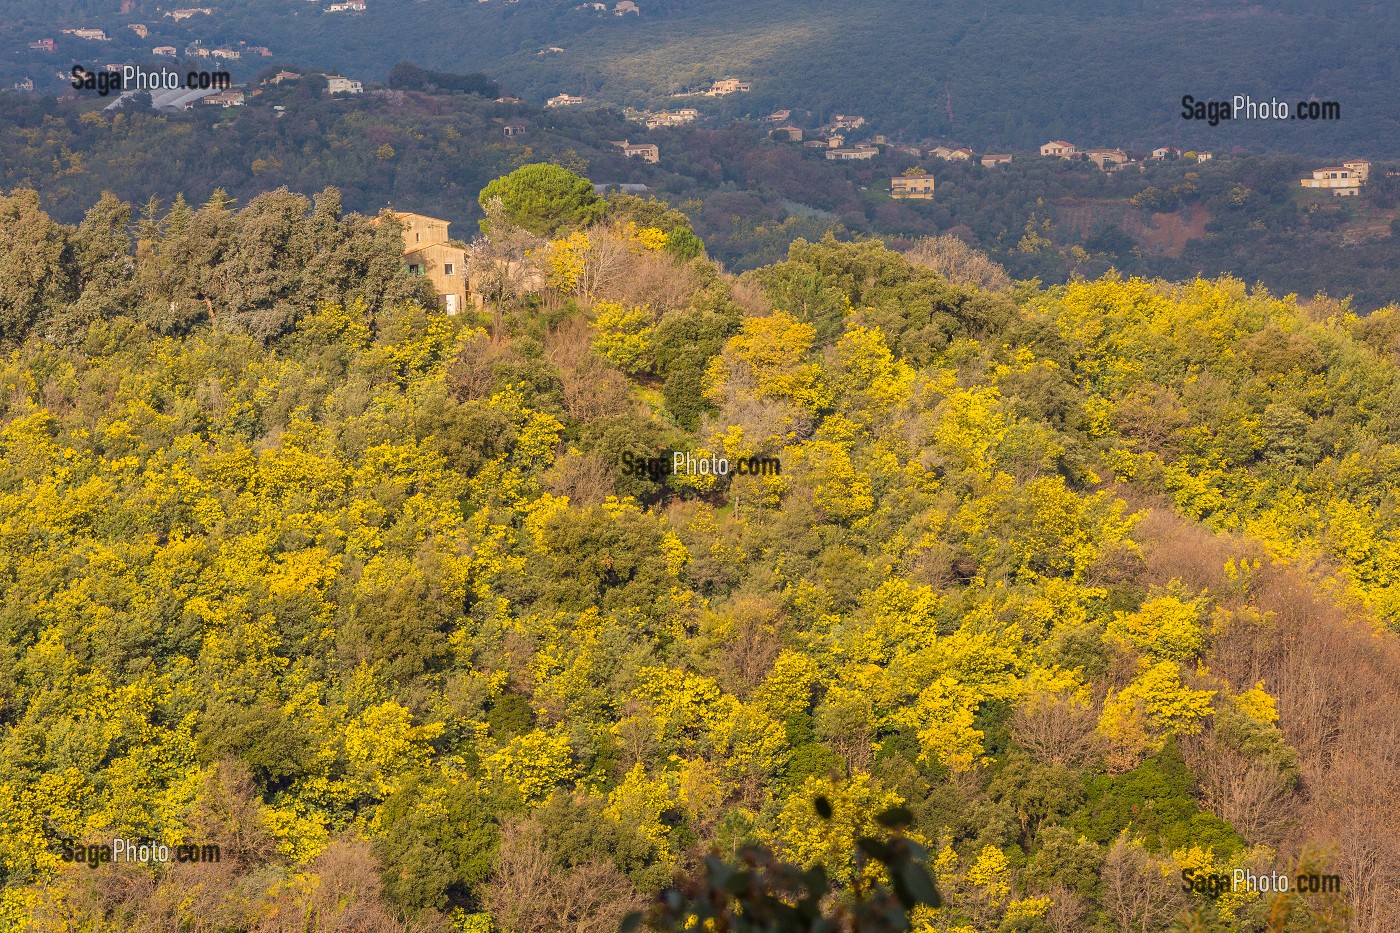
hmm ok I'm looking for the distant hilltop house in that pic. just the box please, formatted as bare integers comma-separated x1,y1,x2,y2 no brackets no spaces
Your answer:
766,109,791,123
770,125,803,142
393,212,468,315
246,46,273,57
1300,159,1370,196
12,78,35,92
325,76,363,95
129,24,149,38
613,139,659,163
930,146,972,161
62,28,109,41
1040,140,1077,158
28,38,56,52
546,93,586,108
503,123,525,138
210,48,241,60
1151,146,1179,160
981,153,1012,167
614,0,640,13
537,46,565,56
644,107,697,128
265,70,300,84
831,114,865,130
705,78,750,96
327,1,367,11
826,145,879,161
891,173,936,199
203,89,246,107
152,45,178,57
166,8,213,20
1085,148,1130,171
1196,151,1213,163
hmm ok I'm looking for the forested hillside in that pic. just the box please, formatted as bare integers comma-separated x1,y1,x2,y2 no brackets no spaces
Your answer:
3,92,1399,309
5,0,1400,155
0,170,1395,931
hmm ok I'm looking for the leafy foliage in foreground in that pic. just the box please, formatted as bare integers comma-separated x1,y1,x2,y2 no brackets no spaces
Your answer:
0,178,1389,931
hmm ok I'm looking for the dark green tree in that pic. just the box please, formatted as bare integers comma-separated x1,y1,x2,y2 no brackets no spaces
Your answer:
651,286,743,429
209,188,318,340
67,192,135,335
196,699,318,794
0,189,76,344
478,163,604,237
625,801,941,933
133,194,208,333
375,775,498,914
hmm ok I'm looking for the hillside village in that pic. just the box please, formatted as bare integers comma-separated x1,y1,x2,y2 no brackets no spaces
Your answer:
614,98,1377,203
0,11,1382,200
5,26,1382,208
530,86,1377,201
7,0,385,95
3,36,1395,315
8,38,1382,208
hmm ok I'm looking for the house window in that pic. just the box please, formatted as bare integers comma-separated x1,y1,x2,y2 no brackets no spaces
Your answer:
415,232,421,243
408,264,421,275
444,262,455,276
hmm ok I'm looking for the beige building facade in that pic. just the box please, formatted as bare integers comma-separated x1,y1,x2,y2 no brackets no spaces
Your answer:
891,174,936,199
394,212,468,314
1300,161,1369,195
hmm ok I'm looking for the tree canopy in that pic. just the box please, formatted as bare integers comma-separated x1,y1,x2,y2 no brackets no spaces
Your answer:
0,180,1387,933
478,164,605,238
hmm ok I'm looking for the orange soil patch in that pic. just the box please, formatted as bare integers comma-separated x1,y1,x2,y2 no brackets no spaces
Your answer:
1051,198,1212,259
